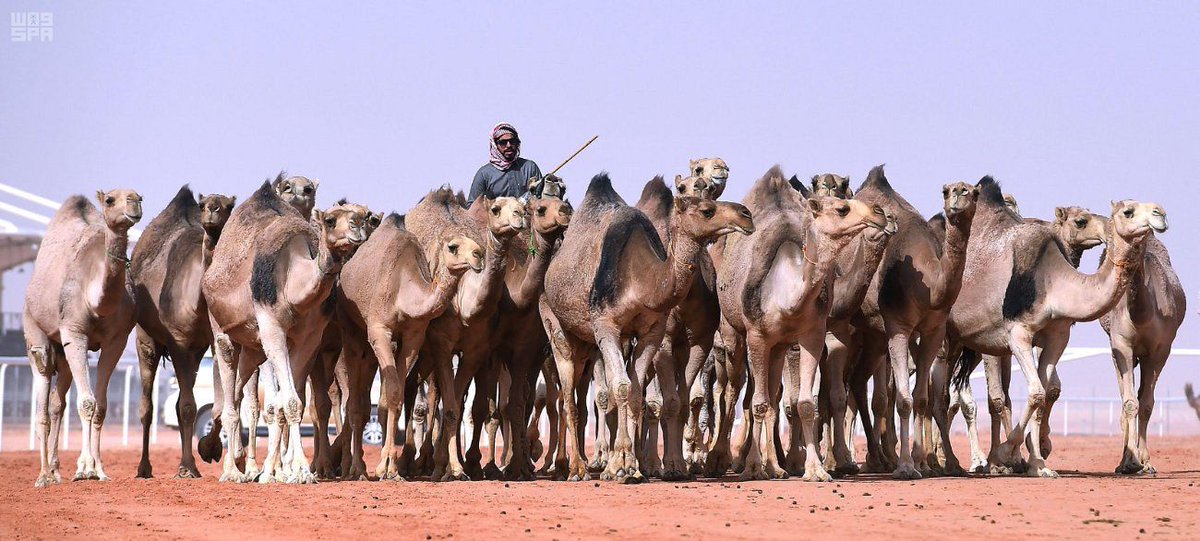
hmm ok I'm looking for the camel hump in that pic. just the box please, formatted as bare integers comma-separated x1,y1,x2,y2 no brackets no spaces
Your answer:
635,175,673,222
247,181,289,217
383,212,405,230
975,175,1006,207
856,164,892,195
580,172,625,215
743,165,794,212
53,194,99,226
589,207,666,309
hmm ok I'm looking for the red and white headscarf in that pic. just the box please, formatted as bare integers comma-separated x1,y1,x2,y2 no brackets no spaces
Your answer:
489,122,520,171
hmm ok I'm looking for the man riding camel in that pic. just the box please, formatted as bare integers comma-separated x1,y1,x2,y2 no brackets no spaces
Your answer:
469,122,544,201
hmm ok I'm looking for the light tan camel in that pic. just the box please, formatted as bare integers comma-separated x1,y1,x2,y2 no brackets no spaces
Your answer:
682,158,730,199
273,174,318,216
202,180,352,483
713,166,886,481
541,173,753,483
336,212,482,480
1099,230,1185,474
942,177,1166,477
841,166,976,479
403,189,524,481
938,205,1107,472
25,190,143,487
473,195,572,481
130,186,234,479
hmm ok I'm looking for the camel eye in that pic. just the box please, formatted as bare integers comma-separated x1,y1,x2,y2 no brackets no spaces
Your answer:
491,206,501,216
282,184,293,193
537,207,547,216
701,207,716,219
677,184,687,193
837,206,850,217
1123,209,1134,218
448,243,459,255
105,196,115,205
874,207,884,215
324,217,336,227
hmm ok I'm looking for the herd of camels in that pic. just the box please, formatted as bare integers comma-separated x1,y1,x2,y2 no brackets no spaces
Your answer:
21,159,1188,488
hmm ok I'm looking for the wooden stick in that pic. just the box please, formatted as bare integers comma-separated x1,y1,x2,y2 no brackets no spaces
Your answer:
546,135,598,178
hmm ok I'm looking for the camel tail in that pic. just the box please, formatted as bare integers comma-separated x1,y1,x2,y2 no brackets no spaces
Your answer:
952,347,979,391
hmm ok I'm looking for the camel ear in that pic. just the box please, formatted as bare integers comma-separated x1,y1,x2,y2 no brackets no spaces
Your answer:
229,196,237,206
197,193,204,201
95,190,107,205
674,174,685,188
970,187,979,199
807,198,823,214
1110,200,1120,212
810,175,820,190
840,177,850,192
311,209,325,225
311,179,320,189
942,184,951,198
1054,207,1068,223
369,212,383,228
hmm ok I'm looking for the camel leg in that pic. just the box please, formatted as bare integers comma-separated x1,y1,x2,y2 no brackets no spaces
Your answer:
823,333,858,476
1110,336,1143,474
134,332,160,479
541,367,563,475
678,340,709,477
429,346,468,482
257,361,283,483
309,350,336,479
211,334,245,482
587,357,609,473
929,345,966,476
792,336,832,482
542,304,590,481
640,374,664,478
884,330,920,479
910,327,944,477
1023,335,1066,478
25,322,56,488
955,382,988,473
653,344,689,481
501,350,537,481
47,354,71,483
342,347,374,481
197,355,225,464
1135,350,1167,474
472,365,503,480
57,330,100,481
742,333,786,481
1002,327,1054,477
706,333,744,478
239,363,262,480
526,380,546,467
782,348,806,477
172,349,203,478
486,364,506,474
594,323,640,482
366,325,404,480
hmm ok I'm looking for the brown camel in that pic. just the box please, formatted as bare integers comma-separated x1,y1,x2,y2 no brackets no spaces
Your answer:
130,186,235,479
714,167,886,481
541,173,753,482
939,205,1107,472
681,158,730,198
402,189,525,481
25,189,143,487
942,177,1167,477
471,195,572,481
633,175,730,480
273,174,318,216
839,166,976,479
336,211,483,480
202,180,355,483
1003,193,1021,218
1099,228,1185,474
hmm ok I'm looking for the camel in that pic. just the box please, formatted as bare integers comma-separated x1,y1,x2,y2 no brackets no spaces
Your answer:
273,174,318,216
402,189,525,481
1098,228,1184,474
810,174,852,198
942,177,1167,478
25,189,143,487
202,180,358,483
938,205,1108,472
541,173,753,483
336,211,483,480
633,175,731,480
471,195,572,481
1003,194,1021,218
676,158,730,198
1188,384,1200,422
130,186,235,479
835,166,977,479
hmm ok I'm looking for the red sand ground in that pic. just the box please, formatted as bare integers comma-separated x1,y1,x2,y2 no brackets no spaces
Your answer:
2,435,1198,540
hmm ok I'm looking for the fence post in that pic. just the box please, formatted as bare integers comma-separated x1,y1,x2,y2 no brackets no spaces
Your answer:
1107,402,1114,436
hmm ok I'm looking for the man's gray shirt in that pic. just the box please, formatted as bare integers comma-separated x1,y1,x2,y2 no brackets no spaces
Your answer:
469,158,542,201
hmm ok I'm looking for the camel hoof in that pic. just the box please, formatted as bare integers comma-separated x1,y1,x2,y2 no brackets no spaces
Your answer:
567,472,591,482
833,462,860,477
1140,464,1158,475
258,472,276,484
619,470,645,484
738,465,770,482
197,435,223,464
174,466,201,479
438,471,469,482
587,459,607,474
1029,466,1059,479
969,459,988,474
942,464,968,477
218,471,243,483
802,468,833,483
502,463,536,482
891,465,922,480
661,468,694,482
1115,461,1145,475
641,464,663,479
136,462,153,479
34,474,54,488
482,463,503,481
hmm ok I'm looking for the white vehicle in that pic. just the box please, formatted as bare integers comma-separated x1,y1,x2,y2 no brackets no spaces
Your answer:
162,357,385,445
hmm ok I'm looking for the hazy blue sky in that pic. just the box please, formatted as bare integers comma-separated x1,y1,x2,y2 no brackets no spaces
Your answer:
1,3,1196,394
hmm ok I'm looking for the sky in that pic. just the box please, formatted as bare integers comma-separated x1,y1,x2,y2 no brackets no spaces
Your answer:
1,2,1197,395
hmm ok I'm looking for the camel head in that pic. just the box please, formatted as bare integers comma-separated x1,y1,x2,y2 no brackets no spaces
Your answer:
674,174,716,200
867,207,899,242
441,235,485,274
1052,206,1107,251
527,197,573,238
1109,200,1168,240
273,174,319,216
473,196,527,238
94,189,143,231
689,157,730,198
197,193,236,234
316,203,378,259
528,174,567,200
810,174,852,199
673,196,754,241
941,181,979,224
806,197,888,240
1003,193,1021,218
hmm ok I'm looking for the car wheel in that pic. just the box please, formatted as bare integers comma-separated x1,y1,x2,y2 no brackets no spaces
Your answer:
364,406,384,446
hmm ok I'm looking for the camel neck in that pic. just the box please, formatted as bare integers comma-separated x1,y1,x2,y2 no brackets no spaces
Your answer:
830,234,889,321
202,230,221,269
458,231,514,322
654,222,704,312
95,227,131,314
509,229,559,310
412,258,465,320
1051,227,1146,322
930,215,972,310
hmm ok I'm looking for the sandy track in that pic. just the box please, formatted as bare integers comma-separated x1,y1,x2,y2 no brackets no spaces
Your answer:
2,436,1198,540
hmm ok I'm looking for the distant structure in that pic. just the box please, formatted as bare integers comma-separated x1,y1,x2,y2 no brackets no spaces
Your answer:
0,182,143,355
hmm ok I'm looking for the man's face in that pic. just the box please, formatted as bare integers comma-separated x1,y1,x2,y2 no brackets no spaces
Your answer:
496,133,519,161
